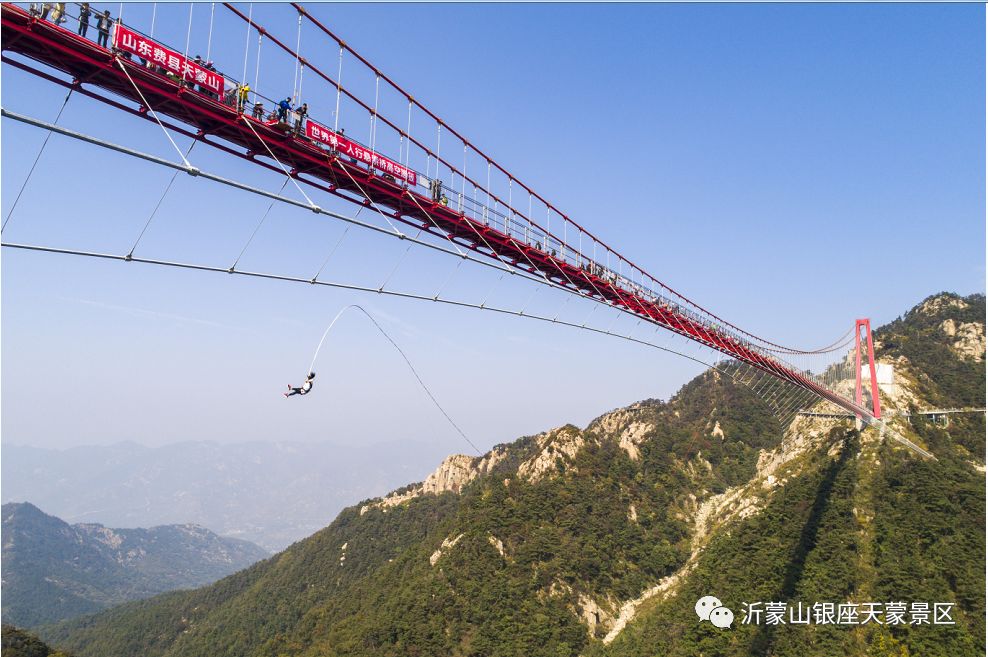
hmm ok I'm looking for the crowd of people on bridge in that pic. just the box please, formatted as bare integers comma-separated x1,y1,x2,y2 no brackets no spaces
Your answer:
31,2,110,46
29,2,220,92
24,2,464,213
27,3,321,140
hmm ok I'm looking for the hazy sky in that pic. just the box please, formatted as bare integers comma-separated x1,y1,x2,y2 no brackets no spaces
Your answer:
2,2,984,452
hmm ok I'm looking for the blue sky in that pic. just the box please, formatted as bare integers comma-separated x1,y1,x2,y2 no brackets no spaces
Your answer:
2,2,984,454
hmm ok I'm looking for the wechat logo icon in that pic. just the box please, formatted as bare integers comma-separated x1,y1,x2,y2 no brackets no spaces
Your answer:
696,595,734,629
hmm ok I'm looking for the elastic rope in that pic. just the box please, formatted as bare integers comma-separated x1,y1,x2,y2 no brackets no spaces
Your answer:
306,304,482,455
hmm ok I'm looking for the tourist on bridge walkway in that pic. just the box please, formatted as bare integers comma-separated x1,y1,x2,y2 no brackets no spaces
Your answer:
237,84,251,113
78,3,91,37
294,103,308,135
277,97,292,123
49,2,65,24
95,10,111,48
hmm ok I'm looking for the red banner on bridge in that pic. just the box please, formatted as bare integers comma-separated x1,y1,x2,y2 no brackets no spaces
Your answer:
306,120,417,186
113,25,225,95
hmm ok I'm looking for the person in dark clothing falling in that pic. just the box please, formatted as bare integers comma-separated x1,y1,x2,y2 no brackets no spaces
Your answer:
284,372,316,397
95,10,111,48
78,3,91,37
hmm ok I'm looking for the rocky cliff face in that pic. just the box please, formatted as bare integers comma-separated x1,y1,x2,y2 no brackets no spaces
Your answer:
362,447,510,513
940,317,985,361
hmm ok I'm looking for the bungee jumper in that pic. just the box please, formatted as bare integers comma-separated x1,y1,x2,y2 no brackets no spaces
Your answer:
277,304,479,453
284,371,316,397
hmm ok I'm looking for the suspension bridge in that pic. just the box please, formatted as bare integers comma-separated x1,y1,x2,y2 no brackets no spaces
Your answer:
1,2,915,450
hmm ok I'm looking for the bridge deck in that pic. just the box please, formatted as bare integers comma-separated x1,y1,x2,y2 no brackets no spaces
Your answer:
0,3,872,418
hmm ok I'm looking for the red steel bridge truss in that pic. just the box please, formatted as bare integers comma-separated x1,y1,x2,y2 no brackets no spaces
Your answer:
3,2,912,447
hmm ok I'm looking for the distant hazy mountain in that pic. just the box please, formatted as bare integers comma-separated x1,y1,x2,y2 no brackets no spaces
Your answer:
1,440,450,551
1,502,269,628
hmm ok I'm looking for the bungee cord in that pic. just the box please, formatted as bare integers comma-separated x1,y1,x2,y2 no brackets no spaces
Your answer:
303,304,482,455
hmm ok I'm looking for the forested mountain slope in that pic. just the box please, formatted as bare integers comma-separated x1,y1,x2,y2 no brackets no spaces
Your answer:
46,293,985,657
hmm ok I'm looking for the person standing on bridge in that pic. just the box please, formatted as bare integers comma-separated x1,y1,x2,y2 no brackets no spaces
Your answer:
237,83,251,114
277,97,292,123
95,10,111,48
78,3,91,37
49,2,65,24
294,103,308,136
284,372,316,398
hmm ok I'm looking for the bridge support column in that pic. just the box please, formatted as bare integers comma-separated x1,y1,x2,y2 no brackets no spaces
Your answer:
854,318,882,420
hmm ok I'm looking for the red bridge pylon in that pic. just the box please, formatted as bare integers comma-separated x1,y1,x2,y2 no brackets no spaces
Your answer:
854,318,882,420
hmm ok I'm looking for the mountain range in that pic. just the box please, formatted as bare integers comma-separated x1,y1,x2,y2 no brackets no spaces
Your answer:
35,292,988,656
1,502,268,628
